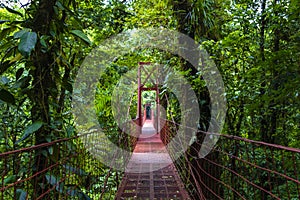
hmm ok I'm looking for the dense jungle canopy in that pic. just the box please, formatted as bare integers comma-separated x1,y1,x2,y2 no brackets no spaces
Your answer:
0,0,299,199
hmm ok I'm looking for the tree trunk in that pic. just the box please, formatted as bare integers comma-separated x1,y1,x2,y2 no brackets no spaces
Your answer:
29,0,57,198
270,0,280,144
259,0,270,144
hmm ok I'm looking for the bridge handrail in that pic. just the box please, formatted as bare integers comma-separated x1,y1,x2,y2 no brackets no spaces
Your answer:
159,119,300,200
162,119,300,153
0,120,139,199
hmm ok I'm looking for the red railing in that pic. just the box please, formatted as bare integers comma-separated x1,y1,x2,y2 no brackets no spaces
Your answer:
2,118,298,199
0,120,138,200
160,119,300,200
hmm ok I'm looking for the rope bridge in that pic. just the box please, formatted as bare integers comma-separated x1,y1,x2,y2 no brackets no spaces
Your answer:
0,121,138,200
0,119,299,199
160,120,300,200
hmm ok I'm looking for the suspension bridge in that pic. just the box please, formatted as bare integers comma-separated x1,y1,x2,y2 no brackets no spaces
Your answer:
1,116,299,199
0,63,299,199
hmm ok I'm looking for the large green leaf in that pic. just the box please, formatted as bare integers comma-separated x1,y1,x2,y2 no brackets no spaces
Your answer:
4,175,16,185
45,174,59,186
70,30,92,45
14,29,31,39
15,121,43,144
16,189,27,200
0,76,9,85
16,68,24,81
45,174,63,193
0,89,15,104
63,164,87,176
66,188,78,196
78,192,92,200
18,31,37,58
12,76,31,89
0,61,13,75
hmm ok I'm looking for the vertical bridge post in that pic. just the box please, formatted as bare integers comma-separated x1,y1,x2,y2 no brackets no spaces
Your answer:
137,63,142,129
156,64,160,133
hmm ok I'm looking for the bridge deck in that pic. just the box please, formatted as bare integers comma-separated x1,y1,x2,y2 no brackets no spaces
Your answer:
116,120,190,199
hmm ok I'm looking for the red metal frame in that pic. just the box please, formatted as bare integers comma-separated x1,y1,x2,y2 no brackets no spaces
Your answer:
137,62,160,133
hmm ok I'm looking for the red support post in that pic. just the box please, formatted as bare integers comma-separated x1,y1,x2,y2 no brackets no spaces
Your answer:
156,84,160,134
137,64,142,129
156,64,160,134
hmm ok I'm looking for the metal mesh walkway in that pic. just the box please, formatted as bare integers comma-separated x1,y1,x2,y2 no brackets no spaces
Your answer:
115,120,190,199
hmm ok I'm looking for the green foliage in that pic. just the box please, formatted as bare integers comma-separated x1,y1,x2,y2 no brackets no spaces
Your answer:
15,121,43,144
0,0,299,199
125,0,175,29
70,30,92,45
4,175,16,185
16,189,27,200
17,31,37,58
0,88,15,104
45,174,64,193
